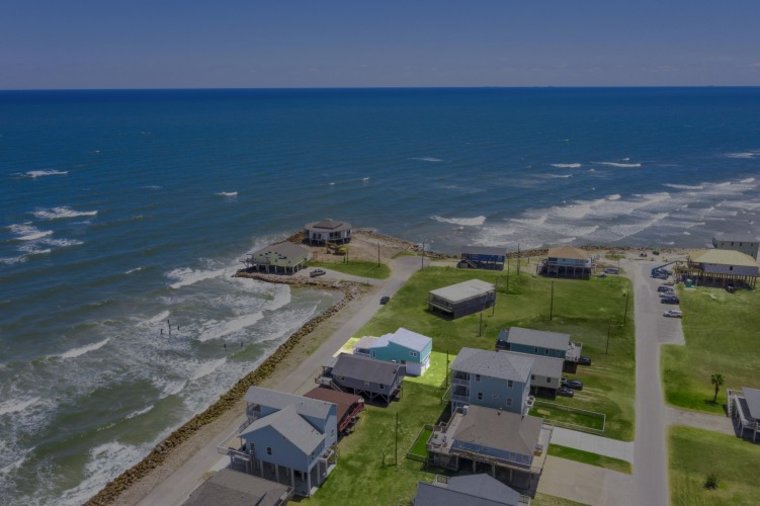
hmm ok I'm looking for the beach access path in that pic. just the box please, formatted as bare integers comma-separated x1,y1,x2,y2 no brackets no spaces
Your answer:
129,255,424,506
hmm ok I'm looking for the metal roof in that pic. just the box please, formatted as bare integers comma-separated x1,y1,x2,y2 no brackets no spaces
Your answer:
252,241,310,260
547,246,589,261
691,249,759,268
501,327,571,351
240,404,324,455
331,353,404,385
414,475,520,506
743,387,760,419
183,469,290,506
358,327,432,353
453,405,543,456
450,347,533,383
503,350,563,379
244,386,334,421
305,219,351,231
429,279,495,304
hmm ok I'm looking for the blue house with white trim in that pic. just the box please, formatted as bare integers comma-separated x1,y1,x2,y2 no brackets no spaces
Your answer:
353,327,433,376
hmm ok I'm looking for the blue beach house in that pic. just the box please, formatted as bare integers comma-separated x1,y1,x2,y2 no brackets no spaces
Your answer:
225,387,338,497
353,327,433,376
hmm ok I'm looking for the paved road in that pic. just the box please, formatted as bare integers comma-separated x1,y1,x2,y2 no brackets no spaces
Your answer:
625,259,677,506
538,456,633,506
135,256,422,506
550,427,634,463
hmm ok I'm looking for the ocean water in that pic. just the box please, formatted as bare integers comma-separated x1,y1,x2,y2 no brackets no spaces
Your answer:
1,87,760,504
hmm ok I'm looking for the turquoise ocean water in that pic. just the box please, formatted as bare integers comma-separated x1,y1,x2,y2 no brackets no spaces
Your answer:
1,88,760,504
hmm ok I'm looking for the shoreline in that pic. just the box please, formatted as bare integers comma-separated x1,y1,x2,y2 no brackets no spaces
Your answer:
85,235,693,505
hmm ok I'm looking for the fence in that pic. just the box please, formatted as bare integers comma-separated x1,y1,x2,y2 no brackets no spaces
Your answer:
531,400,606,435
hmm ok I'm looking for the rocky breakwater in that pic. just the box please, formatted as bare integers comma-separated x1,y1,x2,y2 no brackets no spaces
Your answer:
85,275,366,505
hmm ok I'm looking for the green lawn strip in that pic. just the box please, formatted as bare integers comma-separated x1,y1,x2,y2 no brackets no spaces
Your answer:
662,287,760,414
309,260,391,279
669,426,760,506
531,402,605,432
358,267,635,440
408,427,433,460
547,445,632,474
533,493,590,506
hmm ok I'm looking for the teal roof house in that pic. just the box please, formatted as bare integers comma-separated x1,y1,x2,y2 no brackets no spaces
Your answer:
353,327,433,376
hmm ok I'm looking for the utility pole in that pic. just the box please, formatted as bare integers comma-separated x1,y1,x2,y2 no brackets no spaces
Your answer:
517,243,521,276
622,291,630,325
394,412,399,466
606,320,612,354
549,281,555,320
491,277,498,316
479,310,484,337
377,243,381,266
421,242,425,270
506,258,510,293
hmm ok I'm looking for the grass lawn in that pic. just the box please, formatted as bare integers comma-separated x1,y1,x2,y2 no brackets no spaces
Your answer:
309,260,390,279
408,426,433,460
670,426,760,506
356,266,635,441
530,402,605,432
662,286,760,414
547,445,632,474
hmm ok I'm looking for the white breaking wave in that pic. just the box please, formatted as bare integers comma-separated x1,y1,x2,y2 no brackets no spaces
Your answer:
31,206,98,220
57,338,110,359
23,170,69,178
409,157,443,162
125,405,154,420
167,267,227,289
663,183,705,190
724,152,757,159
197,312,265,342
44,238,84,247
607,194,622,201
596,162,642,168
215,191,238,197
432,215,486,227
0,256,26,265
0,397,40,416
551,163,582,168
8,223,53,241
190,358,227,381
125,266,144,275
144,310,170,325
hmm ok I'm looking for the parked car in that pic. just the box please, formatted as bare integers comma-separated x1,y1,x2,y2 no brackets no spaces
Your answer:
663,309,683,318
310,269,326,278
657,285,674,293
562,377,584,390
578,356,592,366
604,267,620,275
380,296,390,305
557,386,575,398
661,295,679,304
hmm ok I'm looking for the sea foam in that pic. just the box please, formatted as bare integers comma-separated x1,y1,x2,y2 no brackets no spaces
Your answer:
432,215,486,226
23,170,69,178
551,163,582,168
32,206,98,220
8,224,53,241
57,338,110,359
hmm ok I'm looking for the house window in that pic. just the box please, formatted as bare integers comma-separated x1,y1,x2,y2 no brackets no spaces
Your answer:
547,377,551,383
380,384,385,390
508,380,513,388
266,447,272,455
534,347,538,353
477,392,483,400
507,398,512,407
410,351,418,358
729,266,734,271
475,374,481,382
531,375,536,381
543,348,548,355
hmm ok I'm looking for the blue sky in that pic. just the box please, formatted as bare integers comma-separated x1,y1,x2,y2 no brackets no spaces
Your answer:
1,1,759,89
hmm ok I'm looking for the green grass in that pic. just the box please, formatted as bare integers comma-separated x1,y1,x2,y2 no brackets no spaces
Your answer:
547,445,632,474
408,426,433,460
357,267,636,441
670,426,760,506
662,286,760,414
533,494,589,506
309,260,391,279
531,402,605,432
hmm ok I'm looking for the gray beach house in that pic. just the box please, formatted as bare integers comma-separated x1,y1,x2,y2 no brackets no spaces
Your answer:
320,353,405,404
496,327,582,373
428,279,496,319
304,219,352,245
413,473,530,506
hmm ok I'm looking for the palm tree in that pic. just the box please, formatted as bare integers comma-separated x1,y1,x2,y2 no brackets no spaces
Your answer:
711,373,724,404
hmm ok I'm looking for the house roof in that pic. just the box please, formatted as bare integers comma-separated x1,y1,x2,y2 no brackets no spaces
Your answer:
503,350,563,379
691,249,759,267
304,387,362,424
742,387,760,419
461,246,508,257
253,241,310,260
182,469,290,506
414,474,521,506
429,279,495,303
240,404,324,455
331,353,404,385
305,219,351,231
357,327,432,353
450,347,532,383
245,386,334,421
500,327,571,351
453,405,543,456
547,246,589,261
